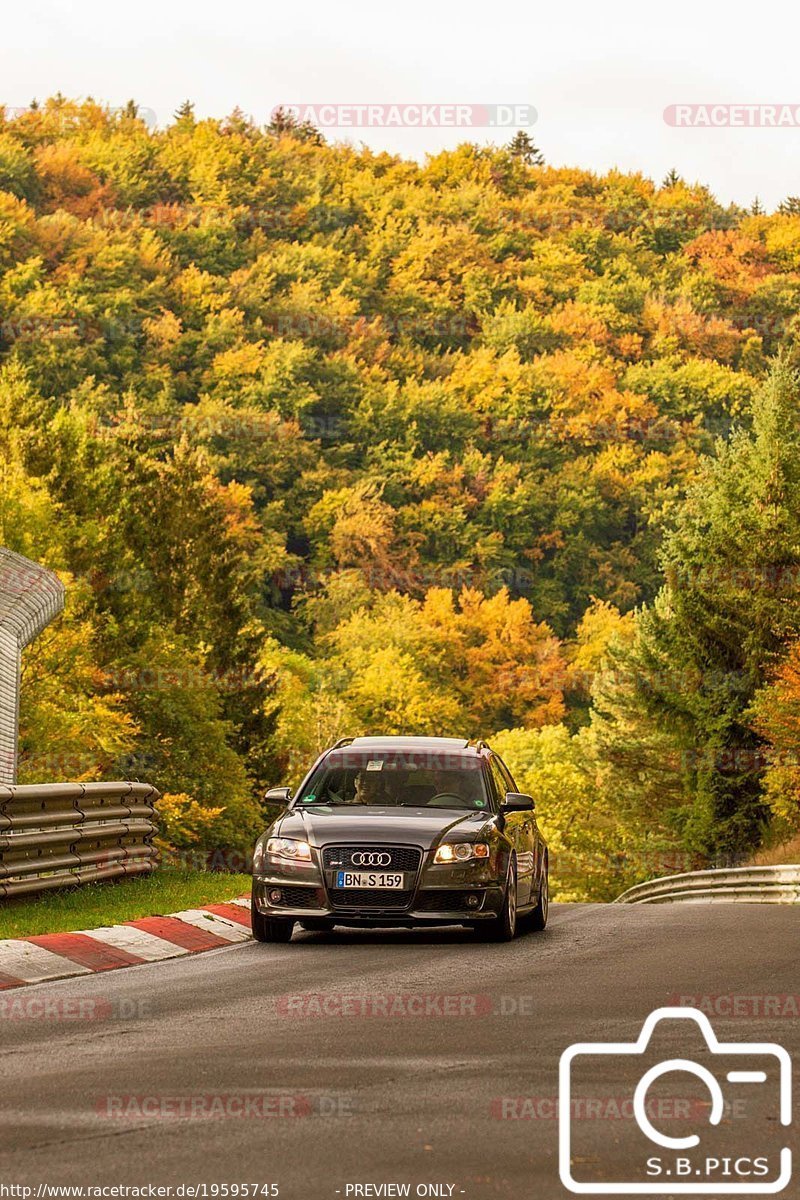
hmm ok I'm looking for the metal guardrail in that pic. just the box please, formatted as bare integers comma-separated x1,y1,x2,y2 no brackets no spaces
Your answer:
0,547,66,786
0,781,159,898
615,864,800,905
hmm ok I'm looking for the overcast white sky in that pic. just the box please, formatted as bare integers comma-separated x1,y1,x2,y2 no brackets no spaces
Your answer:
5,0,800,209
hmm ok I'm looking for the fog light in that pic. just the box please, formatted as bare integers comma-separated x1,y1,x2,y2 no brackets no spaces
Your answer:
466,894,480,908
269,889,283,904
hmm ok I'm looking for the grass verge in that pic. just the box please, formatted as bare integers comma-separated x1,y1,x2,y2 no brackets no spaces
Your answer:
751,836,800,865
0,868,251,940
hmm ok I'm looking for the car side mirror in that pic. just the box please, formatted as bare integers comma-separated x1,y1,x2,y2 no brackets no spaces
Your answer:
264,785,292,805
501,791,535,813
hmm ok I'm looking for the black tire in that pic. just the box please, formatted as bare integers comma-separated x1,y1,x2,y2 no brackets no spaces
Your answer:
251,905,294,943
477,858,517,942
527,860,549,931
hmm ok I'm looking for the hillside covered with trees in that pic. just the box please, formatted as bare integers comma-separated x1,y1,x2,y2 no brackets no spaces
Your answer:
3,97,800,896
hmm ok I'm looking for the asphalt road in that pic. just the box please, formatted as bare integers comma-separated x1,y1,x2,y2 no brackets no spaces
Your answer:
1,902,798,1199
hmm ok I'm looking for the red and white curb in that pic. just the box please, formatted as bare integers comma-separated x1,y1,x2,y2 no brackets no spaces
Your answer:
0,898,253,989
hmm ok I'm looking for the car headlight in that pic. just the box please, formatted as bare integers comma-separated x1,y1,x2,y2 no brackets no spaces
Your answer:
433,842,490,864
266,837,313,863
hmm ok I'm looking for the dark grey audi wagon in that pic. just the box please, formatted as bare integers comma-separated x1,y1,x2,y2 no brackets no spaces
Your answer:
251,735,549,943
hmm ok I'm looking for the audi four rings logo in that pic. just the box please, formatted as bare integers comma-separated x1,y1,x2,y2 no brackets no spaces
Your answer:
351,851,392,867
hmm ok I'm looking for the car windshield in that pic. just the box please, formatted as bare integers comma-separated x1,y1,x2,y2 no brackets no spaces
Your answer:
295,749,490,811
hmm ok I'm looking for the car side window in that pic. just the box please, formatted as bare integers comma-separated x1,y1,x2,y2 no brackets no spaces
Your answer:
488,758,509,803
482,762,500,807
494,755,518,794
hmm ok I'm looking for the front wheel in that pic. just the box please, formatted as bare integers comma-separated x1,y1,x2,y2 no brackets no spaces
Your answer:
251,902,294,943
477,859,517,942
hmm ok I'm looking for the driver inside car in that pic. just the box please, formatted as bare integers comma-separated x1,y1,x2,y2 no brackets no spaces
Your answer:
350,768,390,805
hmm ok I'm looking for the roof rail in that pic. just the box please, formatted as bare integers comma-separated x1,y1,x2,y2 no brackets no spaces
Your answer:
330,736,355,750
470,738,491,753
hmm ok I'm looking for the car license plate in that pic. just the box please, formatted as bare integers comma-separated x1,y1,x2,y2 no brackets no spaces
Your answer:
335,871,405,889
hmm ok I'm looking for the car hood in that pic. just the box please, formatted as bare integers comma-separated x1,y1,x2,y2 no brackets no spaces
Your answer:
271,806,496,851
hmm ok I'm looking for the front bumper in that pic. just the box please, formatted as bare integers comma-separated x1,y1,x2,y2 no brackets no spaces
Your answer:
252,847,507,924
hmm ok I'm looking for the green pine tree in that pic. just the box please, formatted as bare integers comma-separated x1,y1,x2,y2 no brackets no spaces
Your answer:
267,105,323,145
506,129,544,166
173,99,196,128
592,360,800,860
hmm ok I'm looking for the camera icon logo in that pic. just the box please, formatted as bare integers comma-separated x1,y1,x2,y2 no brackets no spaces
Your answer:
559,1007,792,1194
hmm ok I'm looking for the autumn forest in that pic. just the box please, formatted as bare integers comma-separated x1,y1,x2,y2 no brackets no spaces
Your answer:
3,98,800,897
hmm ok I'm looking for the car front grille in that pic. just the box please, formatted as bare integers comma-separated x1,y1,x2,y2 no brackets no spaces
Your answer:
321,845,422,872
327,888,415,910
